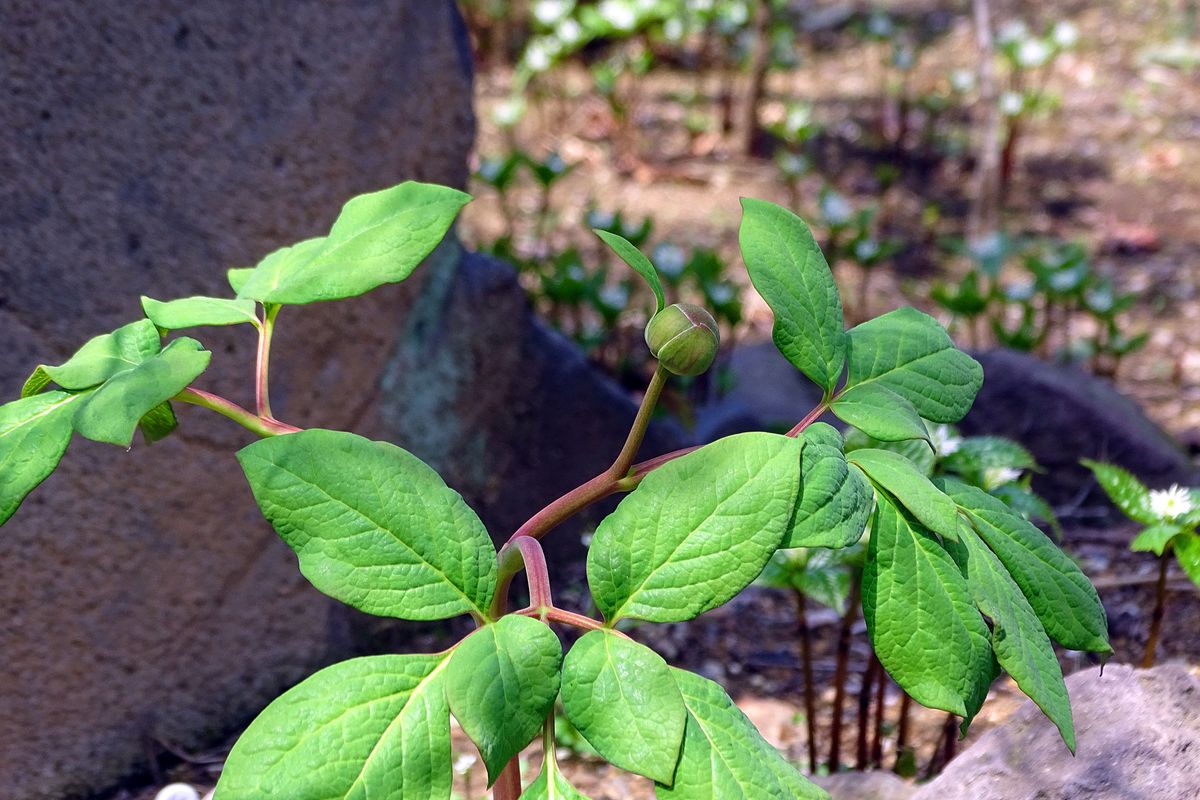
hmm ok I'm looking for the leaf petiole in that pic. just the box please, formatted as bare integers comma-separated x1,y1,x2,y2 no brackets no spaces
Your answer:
173,387,300,437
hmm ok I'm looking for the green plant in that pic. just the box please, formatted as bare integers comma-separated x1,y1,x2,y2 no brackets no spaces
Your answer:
2,184,1110,799
1082,461,1200,667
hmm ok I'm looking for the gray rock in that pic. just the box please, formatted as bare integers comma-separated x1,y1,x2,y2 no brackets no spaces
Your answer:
913,664,1200,800
961,349,1197,514
0,3,502,799
816,771,917,800
694,342,828,441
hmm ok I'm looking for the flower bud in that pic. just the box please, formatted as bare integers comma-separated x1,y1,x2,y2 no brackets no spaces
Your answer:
645,303,720,376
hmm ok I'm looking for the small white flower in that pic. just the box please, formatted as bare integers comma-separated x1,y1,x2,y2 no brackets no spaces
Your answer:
983,466,1022,490
492,97,526,128
1000,90,1025,117
1017,39,1051,68
997,20,1029,47
1149,484,1193,521
453,752,478,774
532,0,574,26
1052,21,1080,49
599,284,629,309
928,425,962,457
950,68,976,93
522,38,557,73
154,785,200,800
599,0,638,31
653,243,687,278
557,18,584,45
820,192,854,226
663,17,685,42
776,151,809,177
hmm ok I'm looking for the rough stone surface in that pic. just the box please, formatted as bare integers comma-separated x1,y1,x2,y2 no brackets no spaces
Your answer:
961,349,1198,512
0,3,485,799
816,771,918,800
913,664,1200,800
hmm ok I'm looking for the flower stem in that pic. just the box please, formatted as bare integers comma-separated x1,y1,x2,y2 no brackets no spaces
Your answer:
492,536,553,618
256,304,280,420
173,387,300,437
1142,553,1171,668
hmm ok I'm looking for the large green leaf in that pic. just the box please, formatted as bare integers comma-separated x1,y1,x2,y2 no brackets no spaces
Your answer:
236,182,470,304
141,295,259,329
561,630,685,784
844,307,983,423
941,479,1111,654
739,198,845,394
849,448,960,541
657,669,827,800
862,499,995,721
1081,459,1157,525
595,229,664,313
782,423,871,548
0,392,84,525
214,653,452,800
445,615,562,785
946,526,1075,749
831,383,930,443
588,432,802,624
238,429,496,621
72,337,211,446
23,319,161,396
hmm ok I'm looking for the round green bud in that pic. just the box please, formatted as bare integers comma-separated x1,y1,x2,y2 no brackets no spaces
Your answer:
644,302,720,376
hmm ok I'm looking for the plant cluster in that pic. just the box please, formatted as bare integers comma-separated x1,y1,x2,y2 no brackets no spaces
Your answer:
0,181,1111,799
1083,461,1200,668
933,235,1145,374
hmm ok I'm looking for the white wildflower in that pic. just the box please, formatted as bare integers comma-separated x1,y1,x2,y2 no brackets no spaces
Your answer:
820,192,854,226
453,752,478,774
154,786,199,800
950,68,976,93
599,0,638,31
983,466,1022,490
1017,38,1051,68
1052,21,1080,49
522,38,557,73
928,425,963,458
653,243,687,279
997,20,1029,47
532,0,574,26
1000,90,1025,117
556,18,584,46
1149,484,1193,521
492,96,526,129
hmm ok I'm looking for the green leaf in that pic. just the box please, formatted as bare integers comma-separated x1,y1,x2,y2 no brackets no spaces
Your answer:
1131,523,1183,556
758,548,855,612
1174,533,1200,587
831,383,930,443
844,307,983,423
138,402,178,444
561,630,685,784
0,392,83,525
594,229,664,313
739,198,845,394
446,615,562,785
849,448,960,541
141,295,259,329
657,669,827,800
72,338,211,447
941,479,1111,654
946,526,1075,750
227,267,255,294
844,426,936,475
213,653,451,800
782,423,871,548
23,319,161,396
236,182,471,304
237,429,496,621
1081,459,1157,525
588,432,802,624
862,498,995,721
521,754,592,800
942,436,1037,475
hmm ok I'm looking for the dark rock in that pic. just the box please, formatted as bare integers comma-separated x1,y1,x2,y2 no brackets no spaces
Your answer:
962,349,1197,516
1,3,487,799
694,342,827,441
913,664,1200,800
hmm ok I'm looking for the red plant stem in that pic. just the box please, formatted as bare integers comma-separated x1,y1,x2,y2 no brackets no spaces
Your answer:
255,304,280,420
493,537,553,617
796,589,819,773
894,691,913,773
786,401,830,437
493,759,522,800
512,605,627,637
1143,553,1171,668
856,652,880,769
827,574,862,771
871,655,887,767
174,387,300,437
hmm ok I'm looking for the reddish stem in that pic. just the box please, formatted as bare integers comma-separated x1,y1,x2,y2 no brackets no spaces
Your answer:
174,387,300,437
513,605,627,637
493,758,522,800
